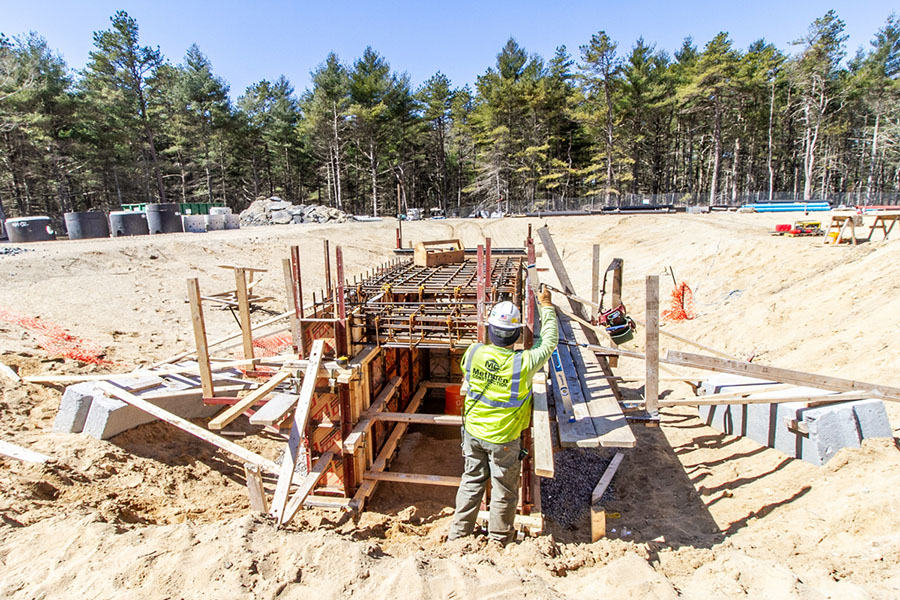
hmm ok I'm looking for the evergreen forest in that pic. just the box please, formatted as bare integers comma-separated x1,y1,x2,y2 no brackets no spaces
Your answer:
1,10,899,220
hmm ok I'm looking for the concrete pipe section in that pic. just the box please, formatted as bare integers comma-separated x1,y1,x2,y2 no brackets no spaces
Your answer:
146,203,184,234
5,217,56,242
108,211,149,237
64,211,110,240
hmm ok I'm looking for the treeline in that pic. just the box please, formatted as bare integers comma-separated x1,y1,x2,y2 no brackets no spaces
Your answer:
1,10,898,220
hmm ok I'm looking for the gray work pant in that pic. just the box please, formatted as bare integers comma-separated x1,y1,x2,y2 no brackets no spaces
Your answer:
448,429,521,544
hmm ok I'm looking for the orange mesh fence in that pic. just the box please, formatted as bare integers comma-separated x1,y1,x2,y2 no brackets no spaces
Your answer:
661,282,696,322
0,307,110,364
240,333,295,376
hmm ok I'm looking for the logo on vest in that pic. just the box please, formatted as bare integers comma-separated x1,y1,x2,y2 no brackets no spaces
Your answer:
485,358,501,372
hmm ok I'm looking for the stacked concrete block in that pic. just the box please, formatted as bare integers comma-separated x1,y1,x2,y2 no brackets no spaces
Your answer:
699,375,893,466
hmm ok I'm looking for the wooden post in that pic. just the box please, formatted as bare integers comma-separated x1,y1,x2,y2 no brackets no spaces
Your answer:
335,245,356,496
234,267,255,367
591,245,601,321
282,258,300,353
290,245,306,358
591,451,625,542
323,239,332,299
645,275,659,417
524,238,536,346
608,258,623,368
244,463,268,512
186,278,214,398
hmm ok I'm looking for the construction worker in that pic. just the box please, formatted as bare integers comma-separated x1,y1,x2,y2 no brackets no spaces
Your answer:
448,286,558,544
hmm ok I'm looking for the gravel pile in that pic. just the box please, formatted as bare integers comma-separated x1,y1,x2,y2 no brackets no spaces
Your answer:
0,247,32,257
540,447,616,529
239,197,351,227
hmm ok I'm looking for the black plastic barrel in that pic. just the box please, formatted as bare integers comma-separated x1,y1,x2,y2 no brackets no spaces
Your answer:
109,211,149,237
5,217,56,242
64,211,110,240
146,203,183,234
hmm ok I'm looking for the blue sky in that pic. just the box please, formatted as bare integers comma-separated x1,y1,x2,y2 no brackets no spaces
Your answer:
3,1,896,99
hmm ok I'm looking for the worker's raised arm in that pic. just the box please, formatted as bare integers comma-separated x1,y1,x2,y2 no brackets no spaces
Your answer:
526,287,559,371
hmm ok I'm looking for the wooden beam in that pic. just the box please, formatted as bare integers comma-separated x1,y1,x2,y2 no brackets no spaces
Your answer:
280,451,334,526
244,463,268,512
537,226,624,403
269,340,325,523
591,245,601,321
217,264,267,273
374,412,462,425
363,471,461,487
96,382,277,472
607,256,622,367
187,278,214,398
591,451,625,542
0,440,51,464
247,392,301,427
645,275,659,415
236,268,255,366
208,369,295,430
660,389,876,407
664,351,900,402
531,373,554,478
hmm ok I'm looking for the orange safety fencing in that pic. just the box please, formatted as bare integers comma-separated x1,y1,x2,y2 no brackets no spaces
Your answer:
0,307,111,364
661,282,696,322
240,333,295,376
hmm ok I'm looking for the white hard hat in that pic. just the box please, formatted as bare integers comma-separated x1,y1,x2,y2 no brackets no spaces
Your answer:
487,301,524,330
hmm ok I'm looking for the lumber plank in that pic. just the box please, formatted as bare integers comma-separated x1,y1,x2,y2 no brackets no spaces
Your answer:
374,412,463,425
269,340,325,523
248,392,301,426
280,451,334,526
536,226,624,403
562,316,636,449
208,369,294,430
363,471,462,487
664,351,900,402
660,389,876,407
96,382,277,472
0,440,51,463
23,359,258,384
531,372,554,478
645,276,659,414
591,505,607,542
217,264,267,273
187,278,214,398
591,451,625,505
282,258,301,352
476,511,543,532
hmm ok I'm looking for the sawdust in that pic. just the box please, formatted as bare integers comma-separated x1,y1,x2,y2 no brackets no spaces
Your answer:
0,214,898,598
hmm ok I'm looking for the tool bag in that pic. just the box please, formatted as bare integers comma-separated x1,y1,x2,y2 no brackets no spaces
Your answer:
598,304,636,344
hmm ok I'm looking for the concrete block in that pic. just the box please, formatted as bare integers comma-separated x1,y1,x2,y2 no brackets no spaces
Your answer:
53,382,99,433
698,376,893,466
82,388,221,440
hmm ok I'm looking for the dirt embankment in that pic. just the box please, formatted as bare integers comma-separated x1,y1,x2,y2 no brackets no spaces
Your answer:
0,213,898,599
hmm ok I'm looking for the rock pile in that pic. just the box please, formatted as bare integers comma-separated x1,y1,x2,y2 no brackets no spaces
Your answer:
239,197,351,227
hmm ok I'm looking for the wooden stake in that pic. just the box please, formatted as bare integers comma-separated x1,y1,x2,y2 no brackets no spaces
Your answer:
244,463,268,512
590,451,624,542
282,258,300,353
645,275,659,416
531,373,554,478
187,278,214,398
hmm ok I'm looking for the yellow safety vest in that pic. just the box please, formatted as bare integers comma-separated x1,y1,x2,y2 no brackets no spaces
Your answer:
460,306,559,444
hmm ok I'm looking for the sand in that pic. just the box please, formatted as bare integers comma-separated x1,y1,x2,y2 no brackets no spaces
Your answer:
0,213,898,599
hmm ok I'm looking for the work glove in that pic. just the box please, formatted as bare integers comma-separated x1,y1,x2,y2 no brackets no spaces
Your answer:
538,286,553,307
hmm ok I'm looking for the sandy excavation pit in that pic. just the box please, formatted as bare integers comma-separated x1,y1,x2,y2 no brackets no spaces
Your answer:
1,213,899,599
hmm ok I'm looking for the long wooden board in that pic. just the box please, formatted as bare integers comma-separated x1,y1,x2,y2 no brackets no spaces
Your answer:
374,412,463,425
531,373,554,478
562,315,637,448
0,440,51,463
96,382,277,472
342,375,403,453
665,351,900,402
269,340,325,523
208,369,294,430
363,471,461,487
